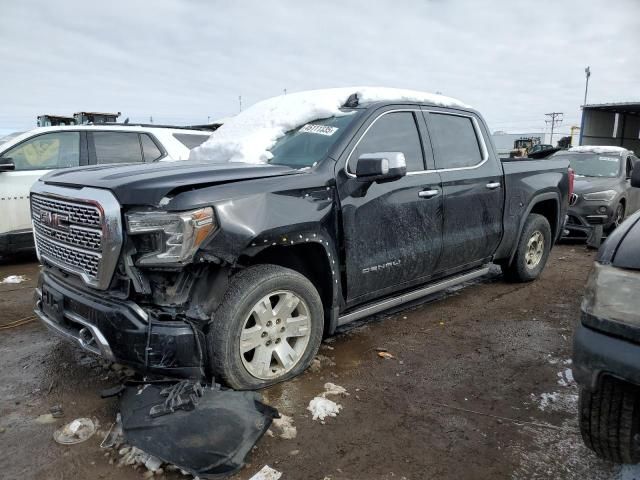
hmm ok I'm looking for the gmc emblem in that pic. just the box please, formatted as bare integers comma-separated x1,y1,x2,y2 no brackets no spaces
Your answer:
41,211,70,230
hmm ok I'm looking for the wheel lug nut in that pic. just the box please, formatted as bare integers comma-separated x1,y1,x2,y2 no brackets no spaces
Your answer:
280,327,285,332
275,338,281,344
266,321,272,327
266,340,271,346
261,332,267,338
276,319,281,324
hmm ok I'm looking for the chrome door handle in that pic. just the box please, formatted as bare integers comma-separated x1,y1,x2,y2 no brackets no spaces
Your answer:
486,182,501,190
418,189,440,199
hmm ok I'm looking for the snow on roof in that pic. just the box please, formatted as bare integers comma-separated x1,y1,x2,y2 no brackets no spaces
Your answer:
190,87,470,164
569,145,629,155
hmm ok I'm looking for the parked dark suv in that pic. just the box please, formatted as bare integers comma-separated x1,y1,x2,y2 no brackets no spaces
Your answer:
553,146,640,240
574,165,640,462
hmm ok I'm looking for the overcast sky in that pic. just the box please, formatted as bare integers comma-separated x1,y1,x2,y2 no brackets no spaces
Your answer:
1,0,638,136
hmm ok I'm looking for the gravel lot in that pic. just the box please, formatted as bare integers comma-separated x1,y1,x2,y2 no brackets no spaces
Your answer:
0,245,635,479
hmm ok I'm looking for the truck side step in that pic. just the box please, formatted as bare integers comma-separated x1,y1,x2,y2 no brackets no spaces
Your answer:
337,265,492,326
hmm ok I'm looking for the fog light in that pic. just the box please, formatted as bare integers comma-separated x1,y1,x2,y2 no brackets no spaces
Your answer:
598,206,607,213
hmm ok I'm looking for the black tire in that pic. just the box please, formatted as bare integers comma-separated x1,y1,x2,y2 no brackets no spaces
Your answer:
502,213,552,282
207,264,324,390
579,377,640,463
608,202,626,233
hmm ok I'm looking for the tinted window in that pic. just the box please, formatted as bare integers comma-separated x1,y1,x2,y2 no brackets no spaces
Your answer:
173,133,211,149
429,113,483,169
350,112,424,172
4,132,80,171
93,132,142,164
141,134,163,162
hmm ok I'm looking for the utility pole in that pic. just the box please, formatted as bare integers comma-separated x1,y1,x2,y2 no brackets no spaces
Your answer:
583,66,591,106
283,88,287,95
239,95,242,112
545,112,563,146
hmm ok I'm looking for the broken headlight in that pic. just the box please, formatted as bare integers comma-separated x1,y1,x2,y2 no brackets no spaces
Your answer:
126,207,216,266
582,262,640,327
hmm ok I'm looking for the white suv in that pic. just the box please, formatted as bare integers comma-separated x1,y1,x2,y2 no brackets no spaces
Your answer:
0,125,213,256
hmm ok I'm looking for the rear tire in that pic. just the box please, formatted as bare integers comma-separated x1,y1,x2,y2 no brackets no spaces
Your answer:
502,213,552,282
207,264,324,390
579,377,640,463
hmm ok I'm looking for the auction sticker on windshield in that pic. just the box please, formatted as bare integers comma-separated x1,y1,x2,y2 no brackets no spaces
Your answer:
299,124,339,136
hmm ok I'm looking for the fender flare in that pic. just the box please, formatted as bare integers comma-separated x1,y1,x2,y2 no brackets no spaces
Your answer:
240,228,343,335
507,192,561,266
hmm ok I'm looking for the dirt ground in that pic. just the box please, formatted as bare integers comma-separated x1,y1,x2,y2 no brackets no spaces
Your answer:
0,245,636,480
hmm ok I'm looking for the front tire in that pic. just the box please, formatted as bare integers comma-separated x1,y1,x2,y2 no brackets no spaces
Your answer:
608,202,626,233
579,377,640,463
207,264,324,390
502,213,552,282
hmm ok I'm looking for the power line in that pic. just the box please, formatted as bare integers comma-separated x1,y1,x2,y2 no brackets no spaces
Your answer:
545,112,563,145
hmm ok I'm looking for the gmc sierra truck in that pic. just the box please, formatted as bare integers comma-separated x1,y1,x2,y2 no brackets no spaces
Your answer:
32,88,571,389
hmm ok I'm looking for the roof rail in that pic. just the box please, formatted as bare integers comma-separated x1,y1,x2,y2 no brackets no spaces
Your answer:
85,122,222,131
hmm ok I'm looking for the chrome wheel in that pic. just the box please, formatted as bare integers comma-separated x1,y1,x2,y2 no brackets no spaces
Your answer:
240,290,311,380
525,231,544,269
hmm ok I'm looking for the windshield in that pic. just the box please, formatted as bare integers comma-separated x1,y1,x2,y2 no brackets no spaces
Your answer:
0,131,25,149
555,153,621,178
268,114,357,168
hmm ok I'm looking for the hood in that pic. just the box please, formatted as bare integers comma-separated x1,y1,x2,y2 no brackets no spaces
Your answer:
39,161,301,206
597,210,640,270
573,176,620,194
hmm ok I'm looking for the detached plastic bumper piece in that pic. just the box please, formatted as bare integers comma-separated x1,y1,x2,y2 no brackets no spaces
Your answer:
120,381,279,479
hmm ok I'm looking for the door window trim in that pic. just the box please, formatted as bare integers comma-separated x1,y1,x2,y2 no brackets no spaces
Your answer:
344,109,433,178
424,110,489,172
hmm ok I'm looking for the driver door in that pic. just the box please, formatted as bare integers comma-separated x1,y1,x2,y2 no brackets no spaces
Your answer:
337,107,443,305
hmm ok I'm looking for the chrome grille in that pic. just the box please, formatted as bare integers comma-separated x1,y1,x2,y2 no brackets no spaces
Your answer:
33,220,102,251
30,186,123,290
34,231,100,277
31,194,101,227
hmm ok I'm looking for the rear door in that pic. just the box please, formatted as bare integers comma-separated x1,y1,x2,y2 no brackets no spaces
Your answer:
423,109,504,272
0,131,84,235
337,106,444,304
88,131,166,164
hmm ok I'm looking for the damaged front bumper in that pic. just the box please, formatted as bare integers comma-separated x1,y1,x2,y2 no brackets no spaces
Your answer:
35,270,205,379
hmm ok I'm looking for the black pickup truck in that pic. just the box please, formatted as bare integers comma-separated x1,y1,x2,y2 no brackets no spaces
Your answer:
32,90,571,389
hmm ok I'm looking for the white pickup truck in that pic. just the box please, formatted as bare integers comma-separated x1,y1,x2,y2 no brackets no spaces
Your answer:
0,125,213,256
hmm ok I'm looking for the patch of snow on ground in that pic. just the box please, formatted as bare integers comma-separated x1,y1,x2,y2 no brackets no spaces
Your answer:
558,368,575,387
307,397,342,421
269,414,297,439
190,87,470,164
322,382,349,397
512,418,617,480
618,464,640,480
1,275,27,284
249,465,282,480
307,382,349,421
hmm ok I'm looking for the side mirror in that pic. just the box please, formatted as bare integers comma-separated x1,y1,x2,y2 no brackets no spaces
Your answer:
0,157,14,172
632,165,640,188
355,152,406,182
